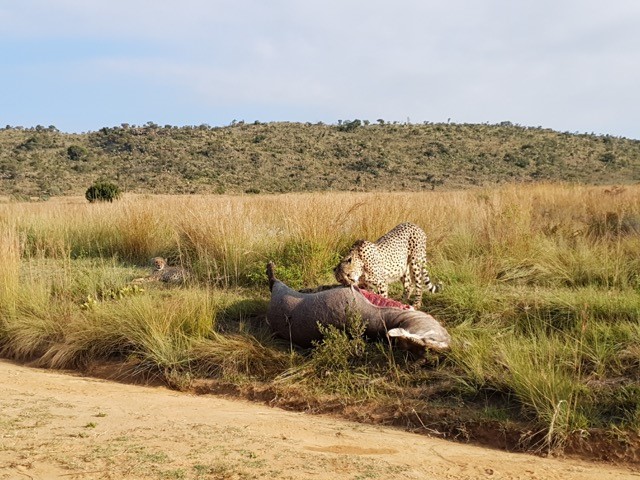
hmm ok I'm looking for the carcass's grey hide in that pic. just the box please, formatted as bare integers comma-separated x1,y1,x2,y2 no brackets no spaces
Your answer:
266,262,451,353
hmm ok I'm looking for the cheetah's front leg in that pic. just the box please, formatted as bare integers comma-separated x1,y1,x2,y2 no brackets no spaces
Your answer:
366,275,389,298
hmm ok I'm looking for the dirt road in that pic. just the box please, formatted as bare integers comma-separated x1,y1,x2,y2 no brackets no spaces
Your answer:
1,360,638,479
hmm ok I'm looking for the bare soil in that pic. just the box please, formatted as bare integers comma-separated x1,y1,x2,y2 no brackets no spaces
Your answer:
1,359,638,480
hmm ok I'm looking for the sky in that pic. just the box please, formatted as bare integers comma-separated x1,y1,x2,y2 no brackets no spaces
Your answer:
1,1,639,139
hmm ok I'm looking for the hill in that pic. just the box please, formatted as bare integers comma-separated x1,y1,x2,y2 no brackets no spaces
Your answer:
1,121,639,198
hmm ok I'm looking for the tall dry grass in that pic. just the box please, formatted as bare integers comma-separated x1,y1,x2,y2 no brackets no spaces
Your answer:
1,183,639,452
0,227,20,301
4,184,639,280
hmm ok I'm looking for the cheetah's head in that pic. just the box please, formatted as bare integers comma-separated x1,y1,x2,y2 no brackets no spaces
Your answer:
151,257,166,271
334,240,370,286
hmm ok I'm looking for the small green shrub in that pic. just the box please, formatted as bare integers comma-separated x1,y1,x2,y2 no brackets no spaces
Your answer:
67,145,89,161
336,119,362,132
85,181,122,203
599,152,616,164
16,135,54,151
311,310,367,372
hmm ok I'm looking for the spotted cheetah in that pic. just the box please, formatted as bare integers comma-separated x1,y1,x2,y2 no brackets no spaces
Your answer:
133,257,189,285
151,257,190,283
334,222,440,308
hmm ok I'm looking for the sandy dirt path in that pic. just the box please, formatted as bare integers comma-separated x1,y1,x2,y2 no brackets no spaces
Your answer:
1,360,638,480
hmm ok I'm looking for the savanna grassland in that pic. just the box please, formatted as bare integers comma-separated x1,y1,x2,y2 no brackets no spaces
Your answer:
1,185,639,460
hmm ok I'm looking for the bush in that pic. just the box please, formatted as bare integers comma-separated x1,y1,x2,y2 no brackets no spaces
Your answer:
17,135,53,151
85,181,122,203
67,145,89,161
337,119,362,132
599,152,616,164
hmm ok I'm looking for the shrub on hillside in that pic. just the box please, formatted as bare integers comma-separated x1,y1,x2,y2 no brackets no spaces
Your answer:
85,181,121,203
67,145,89,161
337,119,362,132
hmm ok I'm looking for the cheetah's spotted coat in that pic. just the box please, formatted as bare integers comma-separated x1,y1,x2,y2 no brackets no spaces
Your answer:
132,257,189,285
150,257,189,283
334,222,439,308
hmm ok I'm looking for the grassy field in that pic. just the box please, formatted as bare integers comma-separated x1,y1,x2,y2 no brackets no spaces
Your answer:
1,184,639,458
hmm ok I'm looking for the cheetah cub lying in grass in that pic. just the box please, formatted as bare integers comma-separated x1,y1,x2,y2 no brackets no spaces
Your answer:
334,222,441,308
132,257,190,285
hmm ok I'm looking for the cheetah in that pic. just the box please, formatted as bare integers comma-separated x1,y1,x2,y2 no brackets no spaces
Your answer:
333,222,440,308
132,257,189,285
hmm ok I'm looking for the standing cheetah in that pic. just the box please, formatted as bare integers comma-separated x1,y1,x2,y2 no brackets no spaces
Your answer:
334,222,440,308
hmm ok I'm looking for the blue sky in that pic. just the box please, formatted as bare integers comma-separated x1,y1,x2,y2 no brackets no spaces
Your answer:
1,1,639,138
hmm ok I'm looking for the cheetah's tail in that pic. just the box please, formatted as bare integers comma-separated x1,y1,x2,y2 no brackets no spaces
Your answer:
423,268,443,294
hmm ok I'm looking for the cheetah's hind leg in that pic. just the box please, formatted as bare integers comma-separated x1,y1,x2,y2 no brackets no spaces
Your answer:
401,272,415,305
131,273,160,284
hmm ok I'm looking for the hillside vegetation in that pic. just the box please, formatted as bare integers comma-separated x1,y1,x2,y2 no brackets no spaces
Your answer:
1,121,639,198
